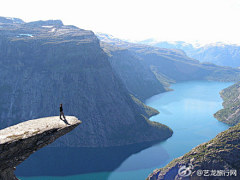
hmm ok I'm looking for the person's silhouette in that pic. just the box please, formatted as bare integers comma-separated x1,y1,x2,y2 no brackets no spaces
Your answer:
59,103,65,120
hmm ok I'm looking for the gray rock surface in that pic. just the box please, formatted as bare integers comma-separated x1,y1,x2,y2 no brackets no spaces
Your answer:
0,116,81,180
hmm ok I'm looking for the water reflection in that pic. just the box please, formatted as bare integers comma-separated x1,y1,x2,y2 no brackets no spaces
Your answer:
15,141,164,178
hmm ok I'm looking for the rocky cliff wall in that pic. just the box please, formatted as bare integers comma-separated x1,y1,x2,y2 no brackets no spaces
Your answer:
0,18,173,147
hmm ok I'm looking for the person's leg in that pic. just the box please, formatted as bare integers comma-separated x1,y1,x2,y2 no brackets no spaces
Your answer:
60,112,63,119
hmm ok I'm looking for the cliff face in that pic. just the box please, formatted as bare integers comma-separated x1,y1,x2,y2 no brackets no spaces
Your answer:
0,17,173,147
147,123,240,180
0,116,81,180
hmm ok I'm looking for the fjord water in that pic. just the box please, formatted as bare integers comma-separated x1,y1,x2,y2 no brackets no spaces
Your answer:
18,81,233,180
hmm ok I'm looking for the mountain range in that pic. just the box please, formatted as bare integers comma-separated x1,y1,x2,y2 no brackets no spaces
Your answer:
2,17,240,179
1,17,240,149
97,33,240,86
134,38,240,68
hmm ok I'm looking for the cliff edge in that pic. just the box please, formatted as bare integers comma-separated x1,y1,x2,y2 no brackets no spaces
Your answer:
0,116,81,180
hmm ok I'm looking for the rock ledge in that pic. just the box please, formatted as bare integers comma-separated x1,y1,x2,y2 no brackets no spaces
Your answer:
0,116,81,180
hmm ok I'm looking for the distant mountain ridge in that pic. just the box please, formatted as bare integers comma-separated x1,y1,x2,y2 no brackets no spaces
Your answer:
0,17,25,24
96,33,240,89
134,38,240,68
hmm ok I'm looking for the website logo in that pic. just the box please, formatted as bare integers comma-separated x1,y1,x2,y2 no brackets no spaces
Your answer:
178,163,193,177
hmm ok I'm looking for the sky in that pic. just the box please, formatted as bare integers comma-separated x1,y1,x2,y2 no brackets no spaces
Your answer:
1,0,240,44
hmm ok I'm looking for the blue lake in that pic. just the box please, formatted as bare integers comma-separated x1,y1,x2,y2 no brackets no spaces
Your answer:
18,81,233,180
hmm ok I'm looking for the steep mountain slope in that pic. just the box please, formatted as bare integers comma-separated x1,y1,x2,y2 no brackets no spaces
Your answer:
97,33,240,87
214,81,240,125
137,39,240,68
101,42,166,101
0,17,173,147
147,123,240,180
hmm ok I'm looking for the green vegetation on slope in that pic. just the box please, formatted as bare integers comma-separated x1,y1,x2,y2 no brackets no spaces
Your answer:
130,94,159,117
214,82,240,125
147,123,240,180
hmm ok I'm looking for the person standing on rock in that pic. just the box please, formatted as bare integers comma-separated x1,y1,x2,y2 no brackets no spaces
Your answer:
60,103,65,120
